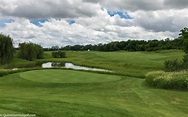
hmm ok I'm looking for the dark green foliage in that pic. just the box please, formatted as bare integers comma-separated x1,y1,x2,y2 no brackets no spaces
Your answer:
52,51,66,58
182,54,188,69
164,59,182,72
179,27,188,53
164,53,188,72
0,34,14,64
61,39,183,52
179,27,188,39
50,46,59,51
18,42,44,61
164,28,188,71
164,56,187,72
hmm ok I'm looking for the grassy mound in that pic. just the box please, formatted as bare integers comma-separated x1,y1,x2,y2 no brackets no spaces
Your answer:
146,71,188,90
20,69,121,83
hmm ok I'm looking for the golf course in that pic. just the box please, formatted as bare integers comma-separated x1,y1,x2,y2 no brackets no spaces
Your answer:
0,50,188,117
1,0,188,116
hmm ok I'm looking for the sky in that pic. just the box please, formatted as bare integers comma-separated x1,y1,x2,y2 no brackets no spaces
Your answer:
0,0,188,47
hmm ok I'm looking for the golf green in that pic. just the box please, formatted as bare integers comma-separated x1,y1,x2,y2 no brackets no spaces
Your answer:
20,69,121,83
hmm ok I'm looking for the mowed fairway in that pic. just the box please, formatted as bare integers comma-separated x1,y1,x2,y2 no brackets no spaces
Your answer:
20,69,121,83
0,50,188,117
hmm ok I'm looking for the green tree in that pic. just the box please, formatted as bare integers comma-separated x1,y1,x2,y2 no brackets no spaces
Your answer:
179,27,188,53
52,51,66,58
18,42,44,61
0,34,14,64
50,46,59,51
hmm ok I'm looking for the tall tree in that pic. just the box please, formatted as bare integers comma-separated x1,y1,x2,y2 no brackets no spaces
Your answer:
179,27,188,53
0,34,14,64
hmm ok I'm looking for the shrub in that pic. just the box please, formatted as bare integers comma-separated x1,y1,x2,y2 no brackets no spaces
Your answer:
164,59,182,72
164,54,188,72
18,42,44,61
182,54,188,69
145,71,188,90
51,51,66,58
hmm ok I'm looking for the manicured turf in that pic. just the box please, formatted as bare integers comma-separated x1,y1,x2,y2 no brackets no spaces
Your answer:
0,73,187,117
0,50,187,117
20,69,121,83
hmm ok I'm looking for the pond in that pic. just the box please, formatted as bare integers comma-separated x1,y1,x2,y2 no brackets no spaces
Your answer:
42,62,111,72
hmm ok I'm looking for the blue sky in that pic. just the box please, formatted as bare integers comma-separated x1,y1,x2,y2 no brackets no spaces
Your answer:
0,19,14,28
30,19,76,27
66,19,76,25
30,19,48,27
108,11,132,19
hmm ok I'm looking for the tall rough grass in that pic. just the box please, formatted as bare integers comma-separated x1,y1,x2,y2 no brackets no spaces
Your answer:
146,71,188,90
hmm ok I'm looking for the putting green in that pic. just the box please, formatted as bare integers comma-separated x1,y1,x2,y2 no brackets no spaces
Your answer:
20,69,121,83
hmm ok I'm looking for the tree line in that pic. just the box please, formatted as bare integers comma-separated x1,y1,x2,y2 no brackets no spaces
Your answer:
58,38,183,52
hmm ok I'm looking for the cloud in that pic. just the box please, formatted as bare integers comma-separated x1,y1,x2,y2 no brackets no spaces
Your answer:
88,0,188,11
0,18,107,47
0,9,176,47
103,0,163,11
83,0,100,3
0,0,187,47
164,0,188,9
130,9,188,32
0,0,100,19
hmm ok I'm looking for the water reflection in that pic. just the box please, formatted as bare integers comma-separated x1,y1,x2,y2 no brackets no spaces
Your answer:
64,63,110,72
42,62,110,72
42,62,52,68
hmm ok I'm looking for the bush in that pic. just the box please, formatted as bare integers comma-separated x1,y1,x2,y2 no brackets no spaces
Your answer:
145,71,188,90
51,51,66,58
18,42,44,61
164,59,182,72
164,54,188,72
182,54,188,69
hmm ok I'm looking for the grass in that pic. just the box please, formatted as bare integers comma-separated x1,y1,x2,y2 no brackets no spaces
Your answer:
0,73,188,117
20,69,121,83
3,49,183,78
146,71,188,90
0,50,187,117
40,50,184,78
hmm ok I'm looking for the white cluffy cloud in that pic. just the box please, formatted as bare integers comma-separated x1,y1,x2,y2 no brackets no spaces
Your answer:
0,0,100,18
0,0,188,47
85,0,188,11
